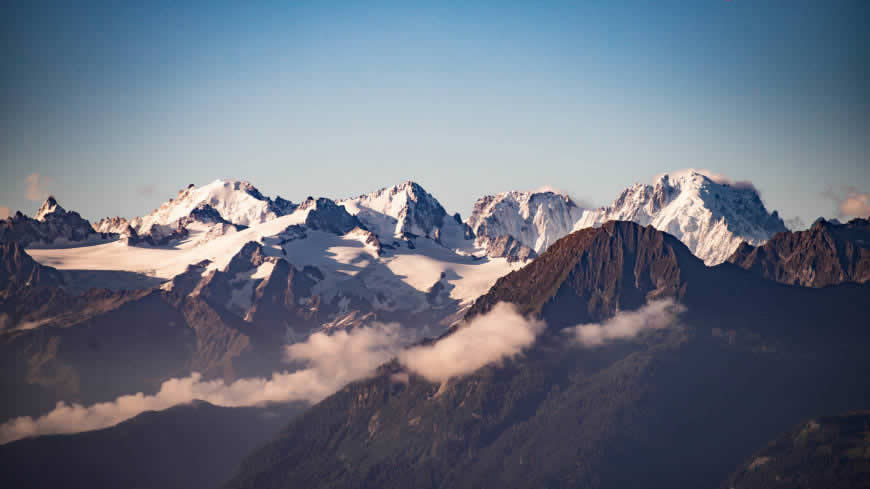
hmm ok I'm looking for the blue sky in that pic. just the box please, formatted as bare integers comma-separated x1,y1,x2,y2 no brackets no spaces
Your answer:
1,1,868,225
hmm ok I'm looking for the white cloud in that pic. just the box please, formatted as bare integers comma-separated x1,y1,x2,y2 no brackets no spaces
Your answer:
399,302,545,383
0,323,406,444
838,189,870,218
660,169,758,192
569,299,685,347
0,303,547,444
25,173,50,202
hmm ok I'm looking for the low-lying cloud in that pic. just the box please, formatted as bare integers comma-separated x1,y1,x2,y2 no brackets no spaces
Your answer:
0,304,543,444
0,206,10,220
399,302,545,383
569,299,685,347
0,323,406,444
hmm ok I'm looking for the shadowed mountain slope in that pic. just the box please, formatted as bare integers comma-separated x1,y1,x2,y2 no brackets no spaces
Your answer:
0,400,306,489
721,411,870,489
728,217,870,287
225,221,870,489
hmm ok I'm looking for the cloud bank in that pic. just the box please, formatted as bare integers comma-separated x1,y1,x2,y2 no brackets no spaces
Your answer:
0,304,542,443
0,206,10,220
399,302,544,383
570,299,685,347
0,323,405,444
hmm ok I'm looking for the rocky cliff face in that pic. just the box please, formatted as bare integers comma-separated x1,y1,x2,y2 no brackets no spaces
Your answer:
728,217,870,287
469,191,585,260
190,241,320,329
297,197,363,235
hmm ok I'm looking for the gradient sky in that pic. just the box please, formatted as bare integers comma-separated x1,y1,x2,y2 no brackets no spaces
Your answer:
1,1,868,226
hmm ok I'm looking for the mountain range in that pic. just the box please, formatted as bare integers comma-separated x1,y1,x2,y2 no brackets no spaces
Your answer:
0,172,796,419
0,172,867,488
6,170,787,264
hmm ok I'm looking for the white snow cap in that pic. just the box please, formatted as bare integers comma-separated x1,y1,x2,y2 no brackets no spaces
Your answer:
575,169,786,265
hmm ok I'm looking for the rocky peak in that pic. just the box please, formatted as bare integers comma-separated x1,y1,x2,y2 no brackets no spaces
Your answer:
272,196,297,216
339,181,448,240
35,196,64,221
225,241,268,276
299,198,362,235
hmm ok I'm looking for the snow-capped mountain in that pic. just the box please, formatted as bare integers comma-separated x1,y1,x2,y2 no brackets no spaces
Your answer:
464,171,786,265
575,170,787,265
0,196,111,248
14,173,788,332
469,191,585,261
26,182,519,336
135,180,295,231
95,180,298,248
339,181,472,249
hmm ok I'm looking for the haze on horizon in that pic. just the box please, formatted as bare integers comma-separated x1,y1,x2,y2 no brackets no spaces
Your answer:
1,1,868,225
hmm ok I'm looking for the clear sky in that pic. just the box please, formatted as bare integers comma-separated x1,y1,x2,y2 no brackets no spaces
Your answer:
1,1,868,226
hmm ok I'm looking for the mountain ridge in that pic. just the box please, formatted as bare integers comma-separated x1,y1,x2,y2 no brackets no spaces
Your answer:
728,217,870,287
8,172,791,269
